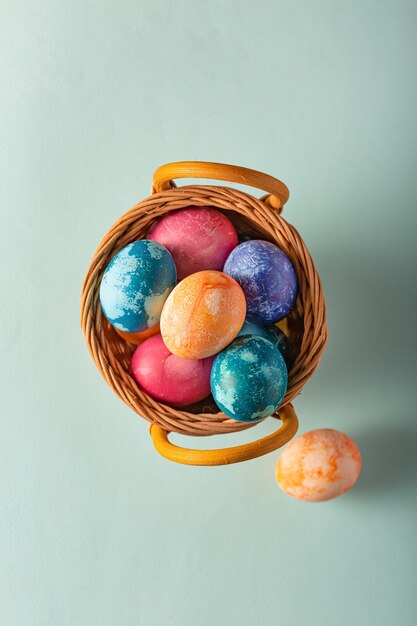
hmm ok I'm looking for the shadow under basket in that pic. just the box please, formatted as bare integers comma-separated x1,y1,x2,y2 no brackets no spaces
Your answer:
80,161,328,466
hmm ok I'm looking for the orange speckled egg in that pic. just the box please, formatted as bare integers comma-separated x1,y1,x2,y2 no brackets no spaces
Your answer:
115,323,160,345
276,429,361,502
160,270,246,359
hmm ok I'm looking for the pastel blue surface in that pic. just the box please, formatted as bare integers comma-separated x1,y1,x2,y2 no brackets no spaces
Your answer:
210,336,288,422
238,321,290,366
224,240,298,325
3,3,417,625
99,240,176,332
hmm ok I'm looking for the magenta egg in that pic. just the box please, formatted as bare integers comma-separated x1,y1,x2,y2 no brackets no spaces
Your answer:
147,206,238,280
130,333,215,406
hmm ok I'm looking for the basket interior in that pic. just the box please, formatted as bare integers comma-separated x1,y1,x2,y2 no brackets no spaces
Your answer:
100,206,304,417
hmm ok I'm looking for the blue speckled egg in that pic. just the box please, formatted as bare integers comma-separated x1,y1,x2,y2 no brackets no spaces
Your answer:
100,240,176,332
210,336,288,422
237,321,290,366
223,240,297,325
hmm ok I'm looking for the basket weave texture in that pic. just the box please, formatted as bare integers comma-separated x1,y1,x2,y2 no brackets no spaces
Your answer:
81,178,328,437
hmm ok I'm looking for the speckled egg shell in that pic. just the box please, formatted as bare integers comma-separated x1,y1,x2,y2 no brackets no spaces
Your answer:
131,334,214,406
223,240,298,325
160,270,246,359
148,206,238,280
115,323,160,345
210,336,288,422
276,429,362,502
99,240,176,332
237,321,290,366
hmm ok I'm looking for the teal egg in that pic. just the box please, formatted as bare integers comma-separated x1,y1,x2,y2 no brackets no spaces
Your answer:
210,336,288,422
237,321,290,366
100,240,176,332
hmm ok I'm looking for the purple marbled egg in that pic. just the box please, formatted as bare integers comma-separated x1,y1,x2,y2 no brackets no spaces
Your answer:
223,240,297,325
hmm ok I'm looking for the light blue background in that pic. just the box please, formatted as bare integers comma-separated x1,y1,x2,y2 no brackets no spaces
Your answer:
1,1,416,625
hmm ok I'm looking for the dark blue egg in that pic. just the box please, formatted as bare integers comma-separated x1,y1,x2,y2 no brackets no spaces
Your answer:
223,240,297,325
210,336,288,422
100,240,176,332
237,321,290,366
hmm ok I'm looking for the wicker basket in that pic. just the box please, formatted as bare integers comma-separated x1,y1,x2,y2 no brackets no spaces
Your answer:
81,161,328,465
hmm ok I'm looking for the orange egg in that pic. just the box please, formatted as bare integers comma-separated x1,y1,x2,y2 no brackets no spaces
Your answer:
276,429,361,502
275,318,289,336
115,323,160,345
160,270,246,359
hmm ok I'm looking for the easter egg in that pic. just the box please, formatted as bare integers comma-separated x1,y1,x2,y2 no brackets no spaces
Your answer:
237,321,290,366
115,323,160,345
148,206,238,280
160,270,246,359
100,240,176,332
276,429,361,502
131,334,214,406
210,336,288,422
223,240,298,325
276,318,289,336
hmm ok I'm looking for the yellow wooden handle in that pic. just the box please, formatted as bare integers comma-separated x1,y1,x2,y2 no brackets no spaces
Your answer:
152,161,289,211
150,404,298,466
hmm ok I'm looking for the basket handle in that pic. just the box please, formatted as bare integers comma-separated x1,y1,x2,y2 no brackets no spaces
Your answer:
152,161,289,212
149,404,298,466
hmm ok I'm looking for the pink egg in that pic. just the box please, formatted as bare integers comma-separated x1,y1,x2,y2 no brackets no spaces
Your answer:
147,206,238,280
130,333,215,406
276,429,361,502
